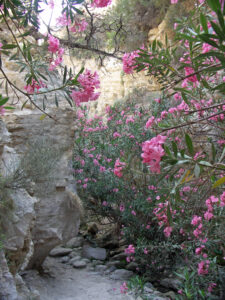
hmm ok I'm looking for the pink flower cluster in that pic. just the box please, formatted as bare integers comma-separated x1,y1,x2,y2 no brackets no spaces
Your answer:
113,158,126,178
71,69,100,106
198,260,210,275
70,20,88,33
57,13,88,33
120,282,128,294
122,51,139,74
171,0,178,3
125,244,135,254
125,244,135,262
91,0,112,8
24,79,46,94
48,35,64,71
141,135,167,174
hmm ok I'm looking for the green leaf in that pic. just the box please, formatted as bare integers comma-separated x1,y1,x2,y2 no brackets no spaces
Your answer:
0,96,9,106
213,176,225,188
185,134,194,156
199,160,213,167
194,164,201,178
1,44,17,49
210,21,224,41
4,106,15,109
200,13,208,33
63,66,67,84
21,100,28,110
172,142,178,157
207,0,220,12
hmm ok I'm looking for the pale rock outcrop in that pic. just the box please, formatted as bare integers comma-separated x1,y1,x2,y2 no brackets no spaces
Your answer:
0,251,18,300
3,108,81,269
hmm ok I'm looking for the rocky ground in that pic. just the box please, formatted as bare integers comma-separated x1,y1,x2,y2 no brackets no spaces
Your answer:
20,234,176,300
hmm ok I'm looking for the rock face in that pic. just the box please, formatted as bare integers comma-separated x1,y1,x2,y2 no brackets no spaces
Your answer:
1,108,82,270
0,251,18,300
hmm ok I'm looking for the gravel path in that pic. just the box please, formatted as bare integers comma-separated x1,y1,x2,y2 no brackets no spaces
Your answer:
23,257,135,300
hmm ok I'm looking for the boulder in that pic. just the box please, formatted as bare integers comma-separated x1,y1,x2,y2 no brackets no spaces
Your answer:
0,251,18,300
66,236,84,248
110,269,134,280
2,109,82,269
2,188,38,274
72,260,87,268
82,245,107,261
49,247,72,257
160,278,182,291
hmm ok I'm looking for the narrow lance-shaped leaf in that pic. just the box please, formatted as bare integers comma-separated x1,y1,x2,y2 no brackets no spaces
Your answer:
185,134,194,156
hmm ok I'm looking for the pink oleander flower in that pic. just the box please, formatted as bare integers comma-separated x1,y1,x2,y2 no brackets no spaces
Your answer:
48,0,54,9
56,13,71,27
0,42,2,51
198,260,210,275
191,215,202,226
48,35,60,53
24,79,45,94
113,158,126,178
164,226,173,238
122,51,139,74
208,283,217,293
184,66,198,83
145,116,155,129
125,244,135,254
131,210,136,216
91,0,112,8
120,282,128,294
144,248,148,254
141,135,167,174
70,19,88,33
204,210,213,221
0,105,5,115
71,69,100,106
120,204,125,212
113,132,121,138
171,0,178,3
220,191,225,207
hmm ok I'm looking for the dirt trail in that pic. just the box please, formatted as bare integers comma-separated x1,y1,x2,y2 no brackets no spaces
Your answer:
23,257,134,300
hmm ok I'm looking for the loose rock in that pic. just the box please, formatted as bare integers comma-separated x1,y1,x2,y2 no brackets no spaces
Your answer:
66,236,84,248
72,260,87,268
49,247,72,257
82,245,107,260
110,269,134,280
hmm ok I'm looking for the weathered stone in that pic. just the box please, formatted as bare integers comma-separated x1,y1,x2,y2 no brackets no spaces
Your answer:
110,269,134,280
2,186,38,273
2,110,82,269
107,260,126,268
60,256,70,264
66,236,84,248
70,256,82,264
82,245,107,261
110,252,127,261
49,247,72,257
160,278,181,291
0,251,18,300
72,260,87,268
162,291,176,300
126,262,138,271
95,265,108,273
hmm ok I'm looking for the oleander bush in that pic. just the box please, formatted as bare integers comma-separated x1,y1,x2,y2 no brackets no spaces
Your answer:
73,0,225,298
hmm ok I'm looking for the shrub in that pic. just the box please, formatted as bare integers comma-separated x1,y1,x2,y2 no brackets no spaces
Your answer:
74,0,225,297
